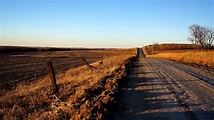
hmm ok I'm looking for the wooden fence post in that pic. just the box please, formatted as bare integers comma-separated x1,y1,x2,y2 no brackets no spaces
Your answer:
47,61,59,95
102,57,104,64
82,57,93,70
99,57,103,64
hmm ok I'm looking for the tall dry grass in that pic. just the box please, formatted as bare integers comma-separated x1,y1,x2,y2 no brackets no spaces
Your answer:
0,48,137,119
142,47,149,56
147,51,214,68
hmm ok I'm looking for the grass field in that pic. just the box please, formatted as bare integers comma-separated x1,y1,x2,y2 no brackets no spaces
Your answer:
143,47,214,68
0,49,133,90
0,48,137,119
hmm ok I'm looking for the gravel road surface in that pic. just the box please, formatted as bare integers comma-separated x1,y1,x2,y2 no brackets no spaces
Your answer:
117,49,214,120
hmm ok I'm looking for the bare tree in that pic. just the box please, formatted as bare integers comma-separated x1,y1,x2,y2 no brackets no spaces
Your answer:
188,24,201,50
188,36,197,50
188,24,214,50
206,27,214,49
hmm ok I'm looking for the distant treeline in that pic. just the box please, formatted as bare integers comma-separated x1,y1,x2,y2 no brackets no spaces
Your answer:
0,46,104,53
146,43,197,51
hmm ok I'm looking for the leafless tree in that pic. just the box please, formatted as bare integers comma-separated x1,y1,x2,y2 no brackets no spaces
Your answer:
206,27,214,49
188,24,214,50
188,24,201,49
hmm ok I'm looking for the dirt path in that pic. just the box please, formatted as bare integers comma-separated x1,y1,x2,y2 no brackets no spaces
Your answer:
117,49,214,120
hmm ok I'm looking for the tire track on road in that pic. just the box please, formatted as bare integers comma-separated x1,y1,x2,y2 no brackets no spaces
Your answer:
117,49,214,120
117,49,187,120
158,59,214,86
147,58,214,120
148,59,197,120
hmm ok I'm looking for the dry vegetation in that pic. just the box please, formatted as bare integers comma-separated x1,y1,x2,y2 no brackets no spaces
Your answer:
145,43,196,53
0,49,132,89
0,48,137,120
148,51,214,68
143,44,214,68
143,43,197,55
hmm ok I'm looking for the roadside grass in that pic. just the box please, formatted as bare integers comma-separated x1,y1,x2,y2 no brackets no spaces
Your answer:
151,49,196,54
0,48,137,119
143,48,214,68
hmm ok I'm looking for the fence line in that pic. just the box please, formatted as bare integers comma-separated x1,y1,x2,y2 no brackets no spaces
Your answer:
45,57,99,95
0,56,102,91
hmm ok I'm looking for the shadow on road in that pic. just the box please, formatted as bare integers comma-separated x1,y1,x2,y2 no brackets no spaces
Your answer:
116,49,214,120
117,68,211,120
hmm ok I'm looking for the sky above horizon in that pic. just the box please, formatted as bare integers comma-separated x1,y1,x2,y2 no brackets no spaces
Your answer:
0,0,213,48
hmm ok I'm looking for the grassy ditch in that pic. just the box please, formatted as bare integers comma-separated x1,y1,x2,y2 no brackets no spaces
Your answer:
0,48,137,119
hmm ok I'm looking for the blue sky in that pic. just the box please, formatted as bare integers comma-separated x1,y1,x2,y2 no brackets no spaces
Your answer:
0,0,213,48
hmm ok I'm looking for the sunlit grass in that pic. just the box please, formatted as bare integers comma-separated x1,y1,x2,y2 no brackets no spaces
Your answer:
0,48,137,119
145,50,214,68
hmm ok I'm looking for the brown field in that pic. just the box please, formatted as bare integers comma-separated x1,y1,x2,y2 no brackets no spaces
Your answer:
144,49,196,55
0,49,129,90
145,43,196,50
144,43,197,55
0,48,137,119
143,46,214,68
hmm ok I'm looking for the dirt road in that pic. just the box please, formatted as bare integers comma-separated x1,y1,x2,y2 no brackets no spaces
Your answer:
117,49,214,120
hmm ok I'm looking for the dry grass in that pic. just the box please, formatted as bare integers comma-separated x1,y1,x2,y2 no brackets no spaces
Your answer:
143,47,196,55
142,47,149,56
0,48,137,120
145,43,196,51
144,49,214,68
150,49,196,55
